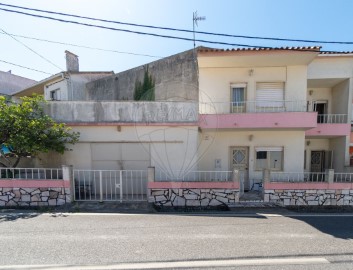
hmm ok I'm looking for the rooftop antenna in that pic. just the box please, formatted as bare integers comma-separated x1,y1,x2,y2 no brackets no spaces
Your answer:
193,11,206,51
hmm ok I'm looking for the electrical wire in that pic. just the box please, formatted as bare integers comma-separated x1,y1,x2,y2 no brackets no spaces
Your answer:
0,59,52,74
0,32,162,58
1,2,353,45
0,7,323,52
0,28,62,71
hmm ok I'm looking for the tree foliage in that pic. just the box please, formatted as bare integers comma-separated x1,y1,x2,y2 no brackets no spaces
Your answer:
0,95,79,168
134,66,155,101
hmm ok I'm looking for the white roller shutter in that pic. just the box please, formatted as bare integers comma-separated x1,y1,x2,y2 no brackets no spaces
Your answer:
256,82,284,107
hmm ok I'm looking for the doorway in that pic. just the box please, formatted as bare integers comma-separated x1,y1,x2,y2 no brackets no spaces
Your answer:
230,147,249,191
313,101,327,123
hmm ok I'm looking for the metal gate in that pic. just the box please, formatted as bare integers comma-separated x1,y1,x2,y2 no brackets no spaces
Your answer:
73,170,148,202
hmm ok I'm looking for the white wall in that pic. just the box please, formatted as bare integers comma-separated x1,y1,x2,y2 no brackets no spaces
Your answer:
199,66,307,110
198,130,305,176
306,88,332,113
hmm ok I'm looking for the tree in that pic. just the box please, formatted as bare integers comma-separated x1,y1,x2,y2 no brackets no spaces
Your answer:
134,66,155,101
0,95,79,168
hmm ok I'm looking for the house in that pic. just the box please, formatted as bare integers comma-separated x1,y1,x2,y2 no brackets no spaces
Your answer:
12,47,353,207
0,70,36,96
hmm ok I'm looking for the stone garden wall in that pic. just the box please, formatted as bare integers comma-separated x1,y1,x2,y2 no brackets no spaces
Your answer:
0,187,71,207
264,182,353,206
148,182,240,207
0,179,71,207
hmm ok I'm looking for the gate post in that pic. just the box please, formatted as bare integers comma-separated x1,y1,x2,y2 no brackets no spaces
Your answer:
232,169,240,202
263,169,270,202
99,171,103,202
119,170,123,203
147,167,155,202
62,165,74,203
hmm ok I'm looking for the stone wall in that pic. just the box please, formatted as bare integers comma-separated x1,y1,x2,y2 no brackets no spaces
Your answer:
265,189,353,206
150,188,239,207
0,187,71,207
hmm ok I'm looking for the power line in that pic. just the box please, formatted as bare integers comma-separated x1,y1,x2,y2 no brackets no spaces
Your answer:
0,7,323,51
0,32,162,58
1,2,353,45
0,28,62,71
0,59,52,75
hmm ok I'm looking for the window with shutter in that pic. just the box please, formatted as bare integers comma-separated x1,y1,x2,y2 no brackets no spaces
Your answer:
256,82,284,108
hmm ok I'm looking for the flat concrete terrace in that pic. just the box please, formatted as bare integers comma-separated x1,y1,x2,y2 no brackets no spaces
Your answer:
44,101,199,123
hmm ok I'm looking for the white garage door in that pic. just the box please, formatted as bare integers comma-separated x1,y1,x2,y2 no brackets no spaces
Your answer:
90,143,150,170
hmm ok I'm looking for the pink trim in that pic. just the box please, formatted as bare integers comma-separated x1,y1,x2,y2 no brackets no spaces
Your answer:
0,180,70,188
265,182,353,190
305,124,350,137
148,181,239,189
199,112,317,129
67,122,198,127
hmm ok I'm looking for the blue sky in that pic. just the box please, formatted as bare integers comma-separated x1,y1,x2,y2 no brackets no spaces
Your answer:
1,0,353,81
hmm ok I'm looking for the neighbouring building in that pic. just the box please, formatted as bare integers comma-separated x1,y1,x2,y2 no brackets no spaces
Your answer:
0,70,36,96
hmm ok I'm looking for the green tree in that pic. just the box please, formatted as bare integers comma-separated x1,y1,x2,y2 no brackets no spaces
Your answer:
0,95,79,168
134,66,155,101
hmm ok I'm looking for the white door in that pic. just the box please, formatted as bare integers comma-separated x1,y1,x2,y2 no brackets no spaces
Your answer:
230,147,249,191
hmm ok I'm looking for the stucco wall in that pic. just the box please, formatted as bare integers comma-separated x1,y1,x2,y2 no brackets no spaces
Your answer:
199,66,307,105
306,87,332,113
0,71,36,95
85,49,198,101
332,79,350,115
198,130,305,175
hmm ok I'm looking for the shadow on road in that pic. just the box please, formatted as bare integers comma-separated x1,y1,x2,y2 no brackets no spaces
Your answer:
0,212,41,222
288,215,353,240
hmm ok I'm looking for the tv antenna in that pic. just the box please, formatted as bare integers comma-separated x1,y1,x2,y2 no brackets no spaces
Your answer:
193,11,206,50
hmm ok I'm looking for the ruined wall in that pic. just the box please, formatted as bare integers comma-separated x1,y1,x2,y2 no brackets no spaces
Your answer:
85,49,198,101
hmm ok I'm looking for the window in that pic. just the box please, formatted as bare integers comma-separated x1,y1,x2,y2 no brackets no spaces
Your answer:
231,83,246,113
255,147,283,170
256,82,284,109
50,89,60,101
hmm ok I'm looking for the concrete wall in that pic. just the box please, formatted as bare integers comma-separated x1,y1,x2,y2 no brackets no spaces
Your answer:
330,136,349,170
198,130,305,174
85,49,198,101
199,65,307,105
44,101,198,123
332,79,350,115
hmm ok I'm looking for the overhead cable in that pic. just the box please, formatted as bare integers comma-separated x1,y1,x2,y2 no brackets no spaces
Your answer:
1,2,353,45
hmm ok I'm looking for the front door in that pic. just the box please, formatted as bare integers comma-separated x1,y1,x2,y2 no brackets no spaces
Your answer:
230,147,249,191
311,151,325,172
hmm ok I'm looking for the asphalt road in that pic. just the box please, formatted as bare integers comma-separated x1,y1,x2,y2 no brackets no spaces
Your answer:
0,210,352,269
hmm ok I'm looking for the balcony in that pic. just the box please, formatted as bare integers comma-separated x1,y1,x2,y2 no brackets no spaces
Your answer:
199,100,316,130
199,100,307,114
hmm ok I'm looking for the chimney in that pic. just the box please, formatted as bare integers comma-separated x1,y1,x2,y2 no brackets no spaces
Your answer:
65,50,79,72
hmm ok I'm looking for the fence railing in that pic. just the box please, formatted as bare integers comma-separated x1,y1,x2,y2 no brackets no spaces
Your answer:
317,114,347,124
334,173,353,183
199,100,307,114
73,169,147,202
156,170,233,182
270,172,326,182
0,167,63,180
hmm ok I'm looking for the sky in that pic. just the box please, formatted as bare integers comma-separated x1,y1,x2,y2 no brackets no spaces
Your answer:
1,0,353,81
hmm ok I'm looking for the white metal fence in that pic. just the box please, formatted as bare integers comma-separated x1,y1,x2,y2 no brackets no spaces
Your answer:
156,170,232,182
334,173,353,183
74,169,148,202
317,114,347,124
0,167,63,180
270,172,326,182
199,100,307,114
